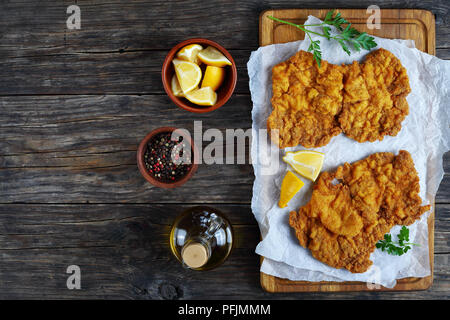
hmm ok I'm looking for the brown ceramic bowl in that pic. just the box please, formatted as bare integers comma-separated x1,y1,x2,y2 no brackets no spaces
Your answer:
162,38,237,113
137,127,199,188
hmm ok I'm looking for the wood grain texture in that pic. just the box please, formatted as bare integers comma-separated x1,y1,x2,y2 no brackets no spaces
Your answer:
0,94,444,204
0,0,448,299
0,95,253,203
0,203,447,299
0,0,448,53
259,8,441,293
260,9,436,53
0,204,257,299
0,49,250,95
0,1,448,95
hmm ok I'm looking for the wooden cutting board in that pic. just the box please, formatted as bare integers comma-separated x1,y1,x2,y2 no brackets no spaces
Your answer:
259,8,436,292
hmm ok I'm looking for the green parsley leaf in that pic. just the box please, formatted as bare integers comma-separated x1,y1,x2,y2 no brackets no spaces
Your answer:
267,10,377,67
376,227,420,256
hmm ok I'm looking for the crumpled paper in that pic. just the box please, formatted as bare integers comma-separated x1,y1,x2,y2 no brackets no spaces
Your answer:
248,16,450,288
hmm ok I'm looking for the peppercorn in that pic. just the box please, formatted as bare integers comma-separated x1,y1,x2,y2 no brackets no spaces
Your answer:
144,132,192,182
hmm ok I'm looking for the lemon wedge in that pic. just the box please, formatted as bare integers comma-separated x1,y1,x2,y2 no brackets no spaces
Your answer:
201,66,226,91
176,44,203,64
172,59,202,94
185,87,217,106
278,171,304,208
197,46,232,67
283,150,324,181
171,74,184,97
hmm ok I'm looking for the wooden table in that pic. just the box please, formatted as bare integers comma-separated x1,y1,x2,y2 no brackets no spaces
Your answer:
0,0,448,299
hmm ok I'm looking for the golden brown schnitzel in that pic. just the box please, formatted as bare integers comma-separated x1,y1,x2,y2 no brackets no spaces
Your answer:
339,49,411,142
268,48,411,148
289,150,430,273
268,50,344,148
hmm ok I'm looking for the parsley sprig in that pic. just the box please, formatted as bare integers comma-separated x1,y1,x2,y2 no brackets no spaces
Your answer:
267,10,377,67
376,226,419,256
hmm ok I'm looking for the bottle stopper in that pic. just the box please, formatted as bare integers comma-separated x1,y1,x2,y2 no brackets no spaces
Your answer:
181,242,209,269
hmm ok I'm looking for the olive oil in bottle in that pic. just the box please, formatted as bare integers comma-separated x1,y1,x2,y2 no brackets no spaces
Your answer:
170,206,233,270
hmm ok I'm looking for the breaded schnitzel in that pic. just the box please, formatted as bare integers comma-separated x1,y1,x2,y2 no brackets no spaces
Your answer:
268,50,344,148
268,48,411,148
339,49,411,142
289,150,430,273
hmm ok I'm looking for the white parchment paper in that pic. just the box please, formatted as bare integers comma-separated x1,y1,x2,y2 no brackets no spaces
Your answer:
248,16,450,288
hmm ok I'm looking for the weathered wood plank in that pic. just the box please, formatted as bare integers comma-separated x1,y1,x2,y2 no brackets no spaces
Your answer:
0,0,448,300
0,204,258,299
0,203,445,253
0,49,250,95
0,95,252,155
437,175,450,204
437,152,450,203
0,1,448,95
437,48,450,60
0,204,447,299
2,45,446,96
0,0,448,54
4,46,447,96
0,95,254,203
1,95,447,204
0,95,448,203
434,204,450,255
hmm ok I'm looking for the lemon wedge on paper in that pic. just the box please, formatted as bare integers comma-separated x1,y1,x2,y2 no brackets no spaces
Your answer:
185,87,217,106
197,46,232,67
283,150,324,181
176,44,203,64
278,171,304,208
201,66,226,91
172,59,202,94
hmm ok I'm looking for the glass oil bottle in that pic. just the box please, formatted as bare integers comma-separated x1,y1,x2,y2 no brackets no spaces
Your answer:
169,206,233,270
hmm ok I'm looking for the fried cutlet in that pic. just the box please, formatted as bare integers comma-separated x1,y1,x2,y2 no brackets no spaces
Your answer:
289,150,430,273
268,50,344,148
339,49,411,142
268,48,411,148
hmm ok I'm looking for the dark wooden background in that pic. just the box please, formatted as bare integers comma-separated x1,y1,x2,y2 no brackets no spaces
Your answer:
0,0,448,299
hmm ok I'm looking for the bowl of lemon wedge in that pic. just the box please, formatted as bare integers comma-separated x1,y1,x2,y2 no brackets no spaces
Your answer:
162,38,237,113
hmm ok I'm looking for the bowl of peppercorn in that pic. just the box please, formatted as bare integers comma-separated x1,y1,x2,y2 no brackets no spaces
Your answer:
137,127,199,188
